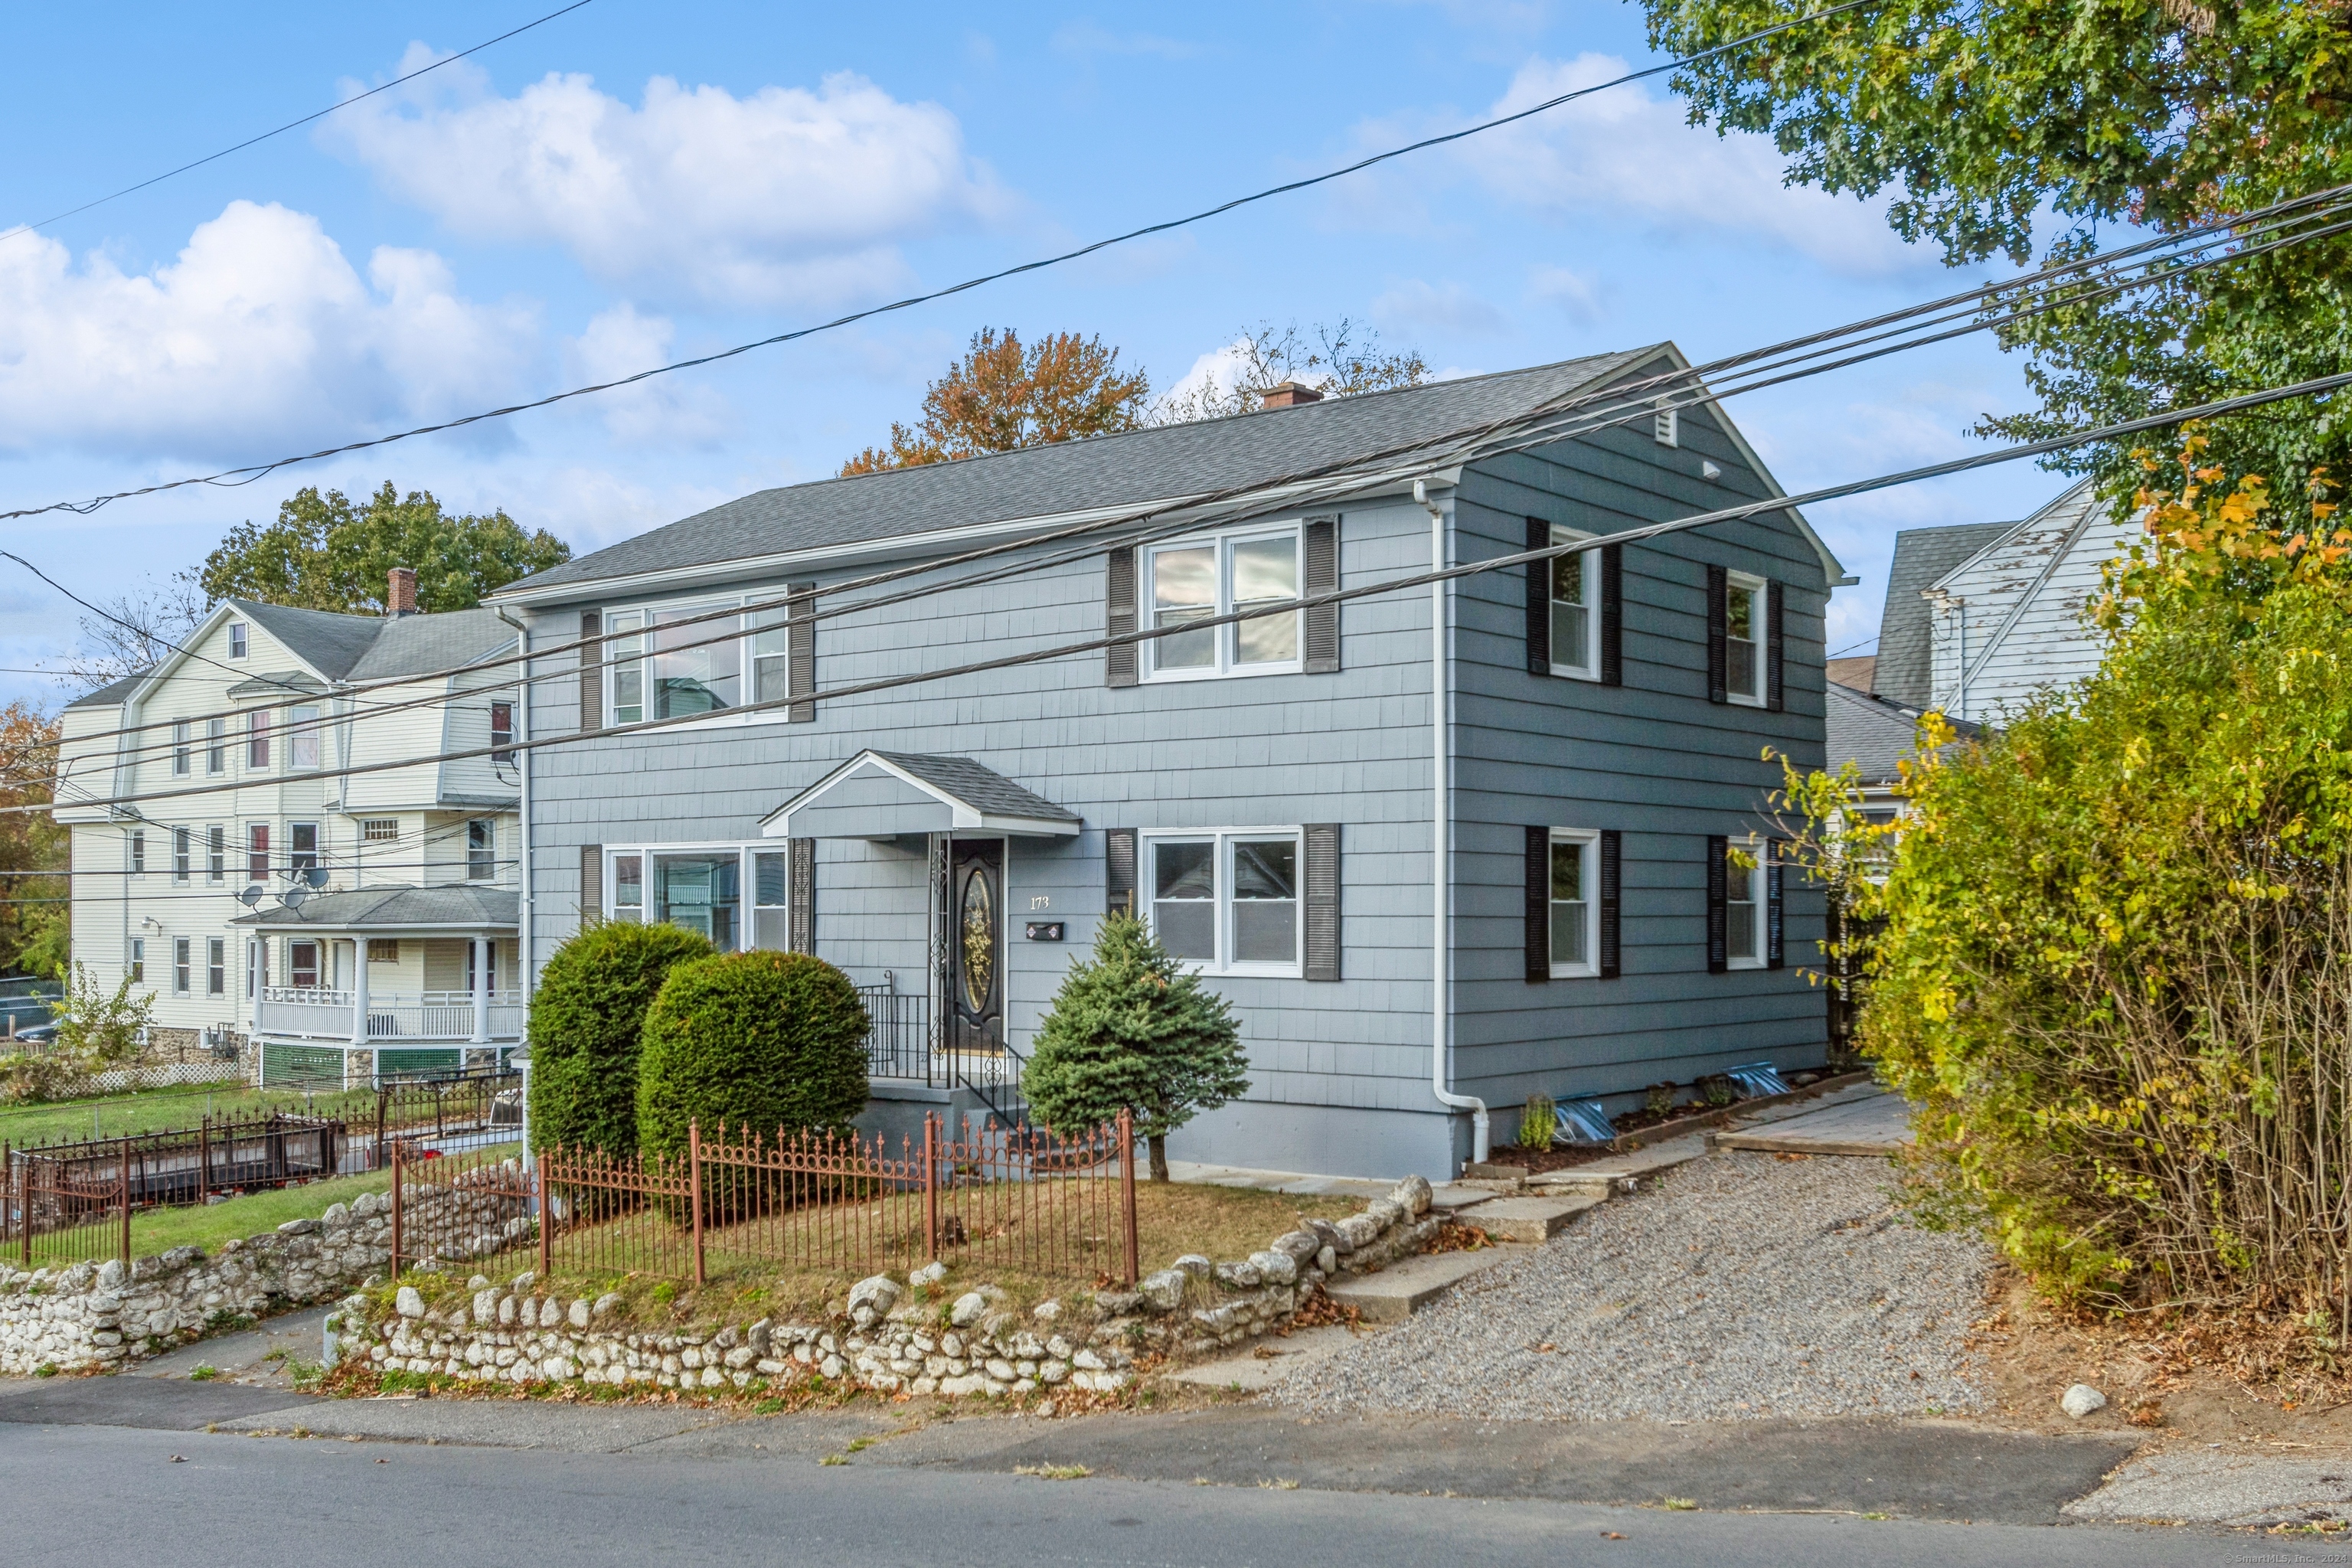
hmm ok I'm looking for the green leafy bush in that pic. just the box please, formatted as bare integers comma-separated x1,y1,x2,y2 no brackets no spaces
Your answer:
1023,913,1248,1181
526,921,713,1156
633,950,870,1166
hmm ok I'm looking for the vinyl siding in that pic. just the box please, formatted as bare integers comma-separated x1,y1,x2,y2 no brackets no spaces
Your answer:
1926,482,2135,721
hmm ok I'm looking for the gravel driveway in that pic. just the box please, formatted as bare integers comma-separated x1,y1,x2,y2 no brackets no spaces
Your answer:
1271,1149,1994,1422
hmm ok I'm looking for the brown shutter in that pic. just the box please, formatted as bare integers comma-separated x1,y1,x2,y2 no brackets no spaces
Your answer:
1303,823,1340,981
789,837,815,952
1766,839,1785,969
1106,547,1139,688
1705,834,1728,973
1599,544,1624,687
1105,828,1137,916
1766,579,1785,714
788,581,817,723
580,844,602,925
1302,516,1340,674
1705,564,1728,704
579,612,602,730
1524,517,1550,675
1598,828,1622,980
1524,825,1550,982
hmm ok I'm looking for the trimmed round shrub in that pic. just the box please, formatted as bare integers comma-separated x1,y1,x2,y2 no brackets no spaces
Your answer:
633,950,871,1165
526,921,715,1157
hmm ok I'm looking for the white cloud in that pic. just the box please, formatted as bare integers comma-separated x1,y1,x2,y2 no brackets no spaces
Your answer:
0,200,535,462
328,50,1006,308
1456,55,1932,276
561,305,733,449
1526,263,1603,325
1372,279,1510,336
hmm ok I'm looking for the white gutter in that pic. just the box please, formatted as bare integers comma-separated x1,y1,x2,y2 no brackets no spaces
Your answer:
1417,479,1488,1171
493,608,534,1002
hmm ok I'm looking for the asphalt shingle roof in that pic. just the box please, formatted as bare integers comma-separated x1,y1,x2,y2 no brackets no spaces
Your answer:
503,349,1660,596
1871,521,2012,707
64,674,144,710
232,599,387,681
873,752,1080,823
345,608,514,682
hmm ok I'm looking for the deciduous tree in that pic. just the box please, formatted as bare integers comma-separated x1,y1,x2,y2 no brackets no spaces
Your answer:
198,482,571,614
841,328,1153,474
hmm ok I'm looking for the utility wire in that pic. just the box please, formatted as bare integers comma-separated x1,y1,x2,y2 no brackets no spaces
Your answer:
0,2,596,247
0,0,1884,525
17,363,2350,822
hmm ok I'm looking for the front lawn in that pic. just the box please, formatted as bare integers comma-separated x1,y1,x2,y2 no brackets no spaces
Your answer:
0,1080,376,1149
128,1167,397,1257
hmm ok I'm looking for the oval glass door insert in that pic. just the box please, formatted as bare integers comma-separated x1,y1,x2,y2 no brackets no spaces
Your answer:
960,868,995,1014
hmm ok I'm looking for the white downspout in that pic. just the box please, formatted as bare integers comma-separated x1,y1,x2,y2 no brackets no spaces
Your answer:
1417,479,1489,1171
494,608,534,1002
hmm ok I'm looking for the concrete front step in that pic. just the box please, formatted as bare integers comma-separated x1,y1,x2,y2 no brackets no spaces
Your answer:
1456,1192,1602,1243
1321,1245,1528,1323
1527,1132,1711,1197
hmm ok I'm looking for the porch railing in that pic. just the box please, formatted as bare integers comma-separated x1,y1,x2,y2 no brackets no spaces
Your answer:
854,985,1027,1119
258,987,525,1043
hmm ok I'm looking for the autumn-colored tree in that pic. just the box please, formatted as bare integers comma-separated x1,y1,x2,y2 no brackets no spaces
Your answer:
0,703,67,978
199,482,571,614
839,328,1154,475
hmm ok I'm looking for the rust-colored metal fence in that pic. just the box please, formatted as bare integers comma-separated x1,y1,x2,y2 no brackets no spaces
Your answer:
480,1112,1138,1290
371,1067,521,1168
2,1145,127,1269
387,1142,537,1275
4,1115,343,1210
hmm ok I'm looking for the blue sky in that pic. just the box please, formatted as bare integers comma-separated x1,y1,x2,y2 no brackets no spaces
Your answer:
0,1,2070,712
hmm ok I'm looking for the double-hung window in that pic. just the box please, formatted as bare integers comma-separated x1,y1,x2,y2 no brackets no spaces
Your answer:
227,621,247,660
1547,527,1601,679
247,708,272,769
1724,838,1766,969
1723,572,1766,707
247,824,270,884
129,830,145,876
1146,831,1302,972
466,819,495,881
1549,830,1599,977
129,937,145,985
289,822,319,884
489,701,514,761
610,853,645,920
172,828,191,883
206,938,226,997
205,826,225,884
289,940,320,990
287,705,320,769
1143,526,1302,680
205,717,226,774
172,721,191,776
752,851,790,949
173,937,192,995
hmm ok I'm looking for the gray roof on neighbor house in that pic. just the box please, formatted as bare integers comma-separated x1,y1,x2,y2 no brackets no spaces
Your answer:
1871,521,2012,707
1826,681,1981,784
230,884,518,930
345,607,514,682
64,673,145,710
227,670,328,699
501,348,1666,596
872,752,1081,824
232,599,387,681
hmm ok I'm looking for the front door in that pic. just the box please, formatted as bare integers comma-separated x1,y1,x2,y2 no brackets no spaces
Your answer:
948,838,1004,1054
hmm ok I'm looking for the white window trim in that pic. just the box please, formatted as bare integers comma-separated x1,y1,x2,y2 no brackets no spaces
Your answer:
227,622,248,660
1725,569,1768,709
1549,828,1601,979
604,842,763,944
172,936,192,995
1547,526,1602,682
1726,834,1768,970
603,594,793,733
1138,522,1305,684
286,704,322,771
1140,826,1305,977
466,818,497,882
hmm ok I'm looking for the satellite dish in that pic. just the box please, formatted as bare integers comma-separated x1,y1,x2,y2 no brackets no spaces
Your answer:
303,867,328,890
236,885,264,907
281,884,309,910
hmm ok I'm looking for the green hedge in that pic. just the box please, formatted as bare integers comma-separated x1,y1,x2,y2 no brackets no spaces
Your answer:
526,921,714,1157
634,950,871,1164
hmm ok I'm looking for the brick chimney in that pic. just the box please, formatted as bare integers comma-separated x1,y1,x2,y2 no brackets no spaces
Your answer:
1259,381,1324,409
387,567,418,618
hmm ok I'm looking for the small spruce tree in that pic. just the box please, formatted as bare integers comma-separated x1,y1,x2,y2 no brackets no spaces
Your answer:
1022,913,1249,1181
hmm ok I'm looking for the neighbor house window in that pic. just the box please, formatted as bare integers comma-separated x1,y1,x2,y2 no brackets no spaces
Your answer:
1725,838,1766,969
466,819,495,880
1724,572,1766,706
206,938,226,997
173,937,191,994
247,708,271,769
1548,527,1600,679
129,831,145,876
361,818,398,844
172,828,191,883
227,622,247,659
652,854,739,950
247,824,270,884
489,701,514,761
172,721,191,776
205,825,224,884
289,941,321,990
611,854,644,920
753,851,789,949
1142,526,1302,680
205,717,226,774
1145,831,1302,972
287,705,320,769
129,938,145,985
289,822,318,883
1550,831,1599,977
368,939,397,963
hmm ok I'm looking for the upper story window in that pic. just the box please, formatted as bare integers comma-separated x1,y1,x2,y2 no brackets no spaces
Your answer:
247,823,270,884
227,622,248,659
489,701,514,762
205,826,225,885
173,937,192,994
1724,572,1766,707
287,705,321,769
289,822,319,884
1724,837,1766,969
172,828,191,883
1550,829,1599,978
1143,526,1302,681
361,818,399,844
205,717,226,775
129,937,144,985
1548,527,1601,680
247,708,272,769
172,721,191,777
129,830,145,876
467,818,495,881
606,597,795,727
1145,830,1302,974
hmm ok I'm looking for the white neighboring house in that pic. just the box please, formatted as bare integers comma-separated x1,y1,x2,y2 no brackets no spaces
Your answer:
51,571,525,1087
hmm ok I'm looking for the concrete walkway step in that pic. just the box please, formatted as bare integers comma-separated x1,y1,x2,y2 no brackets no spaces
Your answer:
1161,1324,1369,1393
1527,1133,1711,1196
1459,1193,1602,1243
1321,1245,1527,1323
1711,1089,1914,1157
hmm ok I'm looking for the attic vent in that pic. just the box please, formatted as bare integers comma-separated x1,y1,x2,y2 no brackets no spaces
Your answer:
1653,406,1678,447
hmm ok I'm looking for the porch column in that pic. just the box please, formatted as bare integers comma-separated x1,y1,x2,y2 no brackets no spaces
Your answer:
351,937,370,1046
247,939,263,1037
470,937,490,1044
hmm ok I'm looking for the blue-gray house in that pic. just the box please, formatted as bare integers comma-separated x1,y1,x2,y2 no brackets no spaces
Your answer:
488,345,1850,1179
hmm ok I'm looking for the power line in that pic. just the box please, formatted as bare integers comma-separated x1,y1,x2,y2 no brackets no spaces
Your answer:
0,0,1886,526
0,2,596,248
18,363,2350,822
